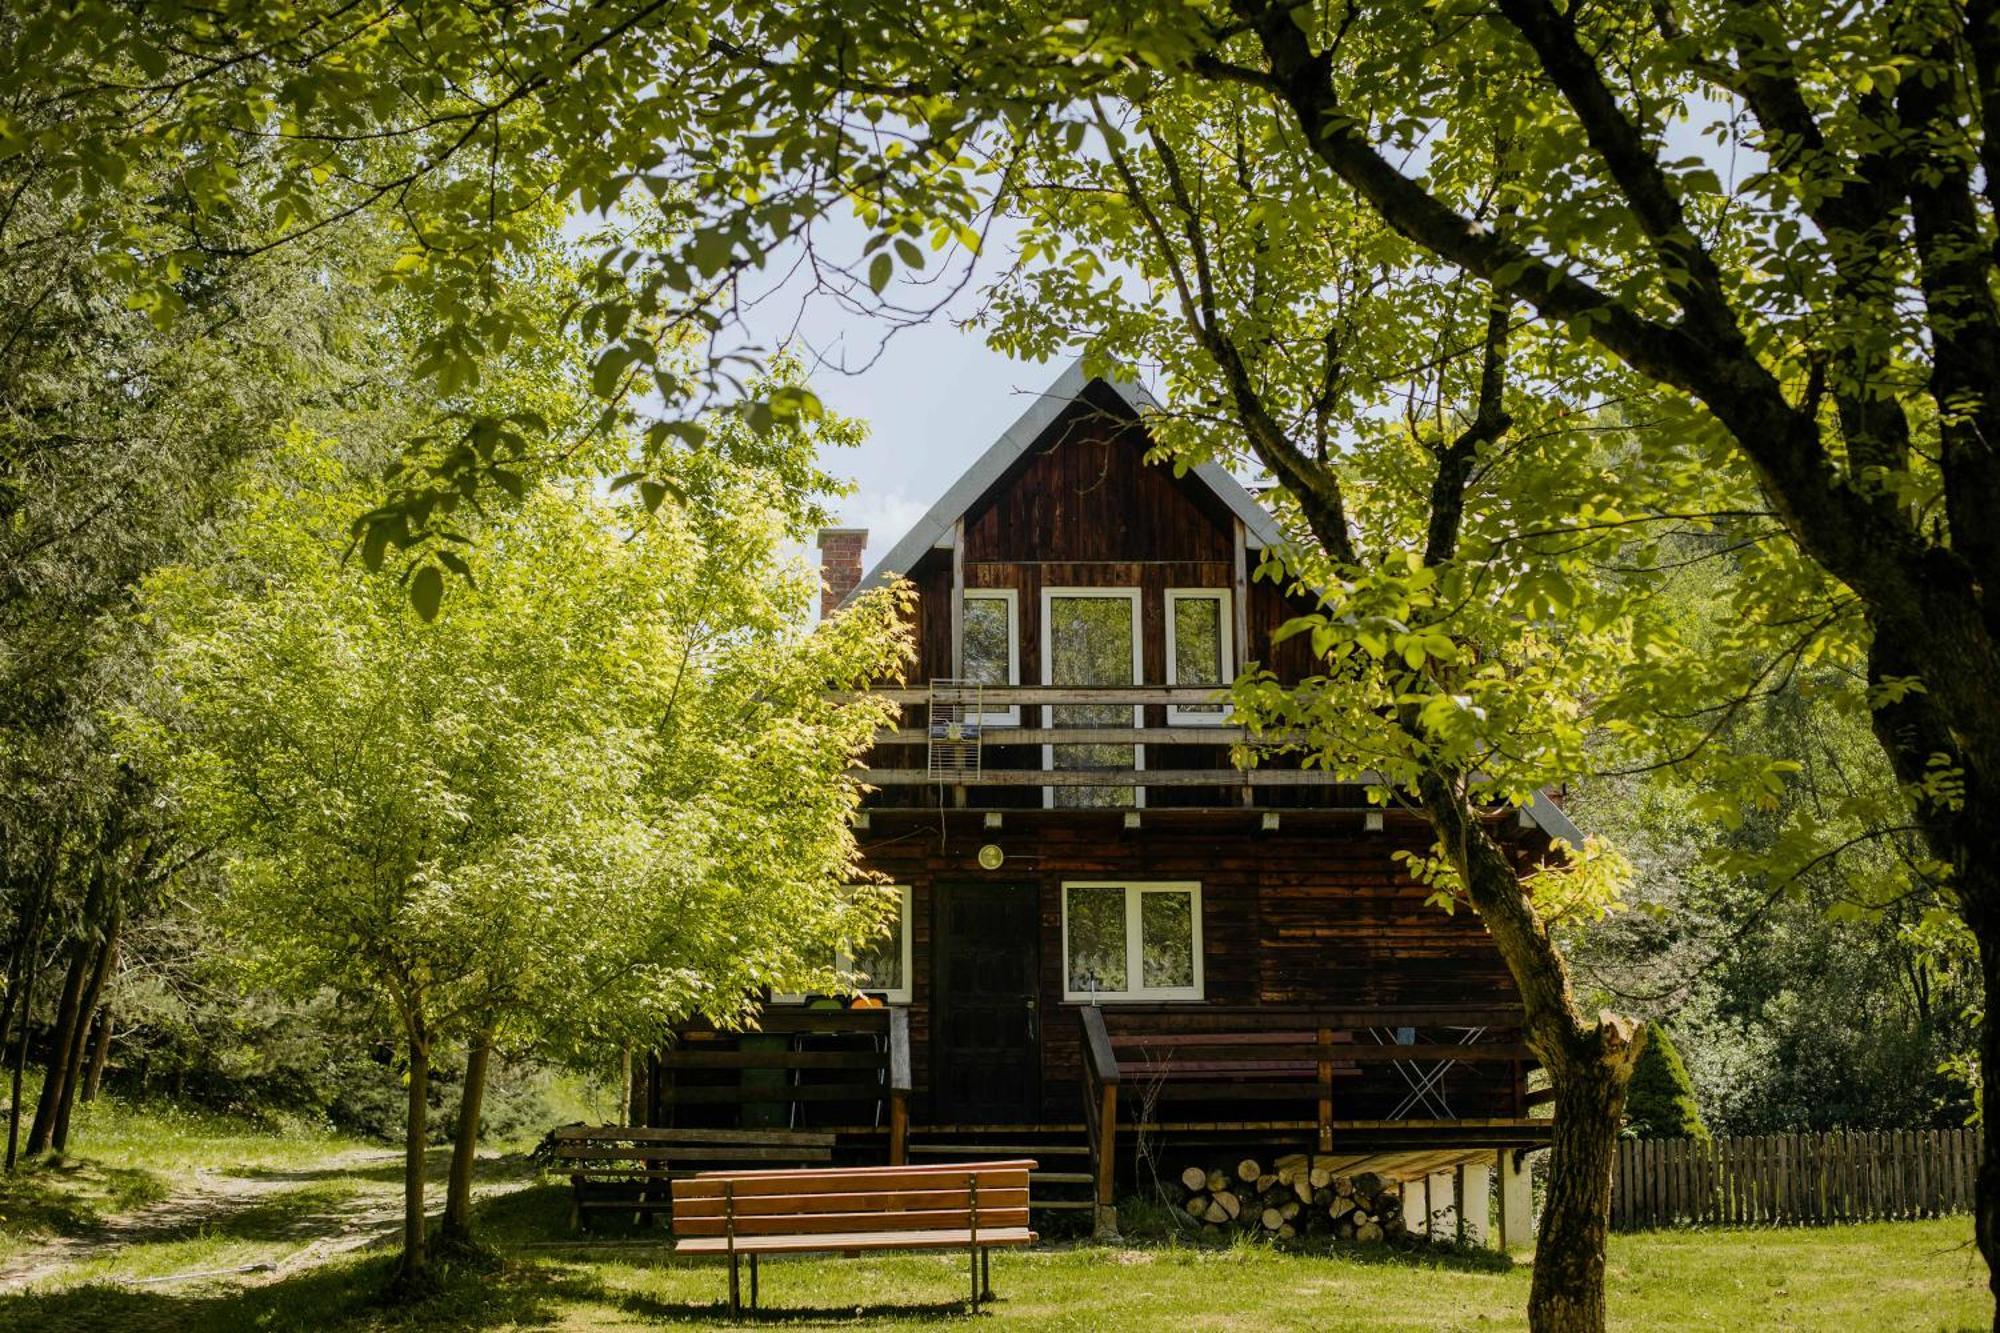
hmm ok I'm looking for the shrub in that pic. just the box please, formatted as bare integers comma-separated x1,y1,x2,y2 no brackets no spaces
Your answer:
1624,1025,1709,1140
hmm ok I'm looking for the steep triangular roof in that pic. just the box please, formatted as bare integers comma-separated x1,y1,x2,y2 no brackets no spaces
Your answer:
843,358,1286,603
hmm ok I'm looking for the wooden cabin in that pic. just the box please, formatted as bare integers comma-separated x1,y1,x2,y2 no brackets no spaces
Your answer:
635,362,1564,1243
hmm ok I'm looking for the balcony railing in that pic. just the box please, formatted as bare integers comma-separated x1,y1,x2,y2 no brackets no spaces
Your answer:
844,683,1354,798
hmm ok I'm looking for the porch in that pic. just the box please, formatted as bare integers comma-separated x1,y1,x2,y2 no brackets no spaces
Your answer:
619,1001,1549,1238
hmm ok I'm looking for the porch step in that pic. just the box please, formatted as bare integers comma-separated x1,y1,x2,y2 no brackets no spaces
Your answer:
1026,1171,1093,1186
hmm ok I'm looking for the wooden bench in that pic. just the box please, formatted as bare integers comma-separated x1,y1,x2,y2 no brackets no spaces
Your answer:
548,1125,837,1229
670,1160,1037,1315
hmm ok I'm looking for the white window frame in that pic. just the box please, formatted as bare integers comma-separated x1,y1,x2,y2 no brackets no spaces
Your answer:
1060,880,1205,1002
771,884,914,1005
1164,588,1235,724
1039,587,1145,809
959,588,1020,726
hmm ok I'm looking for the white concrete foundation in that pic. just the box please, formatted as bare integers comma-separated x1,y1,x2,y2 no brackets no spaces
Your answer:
1460,1160,1491,1246
1498,1149,1535,1251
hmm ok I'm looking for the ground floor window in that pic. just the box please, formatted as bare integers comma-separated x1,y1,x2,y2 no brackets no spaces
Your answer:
1061,881,1203,1001
773,884,913,1005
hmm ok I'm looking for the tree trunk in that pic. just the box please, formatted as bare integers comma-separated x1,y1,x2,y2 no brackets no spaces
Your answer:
396,1027,431,1289
1531,1051,1630,1330
80,1008,111,1104
1416,769,1641,1333
26,926,93,1156
6,928,45,1172
442,1025,493,1244
52,909,121,1151
1977,917,2000,1328
619,1043,633,1127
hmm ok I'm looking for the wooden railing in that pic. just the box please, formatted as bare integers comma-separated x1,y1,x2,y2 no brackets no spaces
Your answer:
1076,1005,1539,1208
1612,1128,1978,1229
660,1007,911,1165
843,684,1393,798
1080,1006,1121,1208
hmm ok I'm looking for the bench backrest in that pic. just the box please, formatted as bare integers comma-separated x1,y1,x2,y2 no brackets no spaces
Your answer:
550,1125,836,1169
670,1160,1035,1239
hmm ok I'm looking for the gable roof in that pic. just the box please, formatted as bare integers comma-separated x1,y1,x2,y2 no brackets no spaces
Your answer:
843,358,1286,603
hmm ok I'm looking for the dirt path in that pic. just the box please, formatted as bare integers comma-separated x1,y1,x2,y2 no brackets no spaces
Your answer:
0,1149,531,1291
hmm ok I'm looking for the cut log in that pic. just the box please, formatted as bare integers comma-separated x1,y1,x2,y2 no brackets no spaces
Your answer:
1353,1171,1384,1198
1236,1158,1261,1184
1280,1200,1300,1220
1256,1172,1279,1194
1293,1178,1313,1204
1202,1198,1229,1225
1206,1168,1230,1194
1185,1195,1208,1217
1333,1175,1354,1197
1330,1197,1356,1221
1260,1206,1284,1231
1279,1223,1297,1240
1181,1165,1208,1193
1309,1165,1333,1189
1355,1220,1384,1244
1215,1190,1242,1220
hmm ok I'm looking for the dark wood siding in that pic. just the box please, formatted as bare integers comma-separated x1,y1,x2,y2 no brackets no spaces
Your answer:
859,815,1521,1123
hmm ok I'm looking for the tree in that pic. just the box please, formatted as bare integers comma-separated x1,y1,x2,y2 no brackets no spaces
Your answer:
981,71,1759,1322
128,430,908,1284
1622,1027,1708,1142
1136,7,2000,1317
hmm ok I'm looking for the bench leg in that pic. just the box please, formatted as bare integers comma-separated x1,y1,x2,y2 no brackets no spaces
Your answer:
969,1246,978,1312
981,1247,992,1301
728,1251,740,1318
750,1253,759,1310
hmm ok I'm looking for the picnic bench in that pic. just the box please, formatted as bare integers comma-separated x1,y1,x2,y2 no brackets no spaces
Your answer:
549,1125,837,1229
670,1160,1038,1315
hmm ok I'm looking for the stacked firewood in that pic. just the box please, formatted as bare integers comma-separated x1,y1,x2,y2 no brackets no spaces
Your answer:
1176,1154,1408,1244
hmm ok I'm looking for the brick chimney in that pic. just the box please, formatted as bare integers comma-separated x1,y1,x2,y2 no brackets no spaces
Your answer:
816,527,867,619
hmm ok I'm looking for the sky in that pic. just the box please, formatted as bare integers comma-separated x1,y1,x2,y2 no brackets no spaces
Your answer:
800,324,1045,575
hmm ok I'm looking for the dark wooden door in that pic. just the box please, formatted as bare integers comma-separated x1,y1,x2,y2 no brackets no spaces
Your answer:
933,884,1041,1123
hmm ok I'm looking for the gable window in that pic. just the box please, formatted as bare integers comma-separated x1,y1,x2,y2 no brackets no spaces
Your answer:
1165,589,1233,723
773,885,913,1005
1042,588,1144,809
961,590,1020,725
1061,881,1203,1001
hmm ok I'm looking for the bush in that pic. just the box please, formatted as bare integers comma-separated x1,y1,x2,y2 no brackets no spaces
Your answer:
1624,1025,1709,1140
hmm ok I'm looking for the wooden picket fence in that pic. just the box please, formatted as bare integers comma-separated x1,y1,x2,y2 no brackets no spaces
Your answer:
1612,1129,1979,1230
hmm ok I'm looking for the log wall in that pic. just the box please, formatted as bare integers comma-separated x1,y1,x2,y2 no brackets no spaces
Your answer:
857,814,1523,1124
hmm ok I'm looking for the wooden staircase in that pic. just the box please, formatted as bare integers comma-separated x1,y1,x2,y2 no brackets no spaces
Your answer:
903,1124,1095,1215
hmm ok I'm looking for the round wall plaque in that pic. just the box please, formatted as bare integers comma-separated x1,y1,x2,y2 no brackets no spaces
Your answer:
977,843,1005,870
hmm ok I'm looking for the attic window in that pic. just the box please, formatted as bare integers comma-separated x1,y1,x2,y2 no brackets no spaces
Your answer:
1062,881,1204,1002
1165,590,1233,723
961,590,1019,725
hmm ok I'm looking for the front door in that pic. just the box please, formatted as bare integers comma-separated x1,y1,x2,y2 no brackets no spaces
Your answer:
933,883,1041,1123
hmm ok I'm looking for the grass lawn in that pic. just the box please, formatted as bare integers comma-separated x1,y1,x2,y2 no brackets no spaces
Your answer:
0,1101,1988,1331
1,1180,1986,1331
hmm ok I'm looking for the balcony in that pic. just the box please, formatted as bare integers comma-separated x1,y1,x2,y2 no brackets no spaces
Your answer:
846,683,1364,813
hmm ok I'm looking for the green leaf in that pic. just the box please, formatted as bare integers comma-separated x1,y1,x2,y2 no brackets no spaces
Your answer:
410,564,444,622
867,252,894,294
